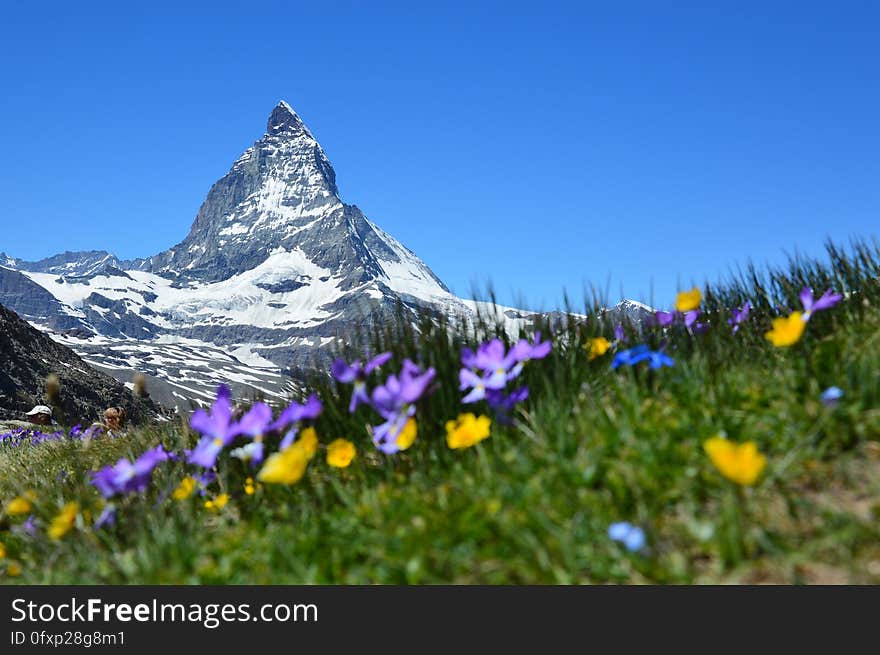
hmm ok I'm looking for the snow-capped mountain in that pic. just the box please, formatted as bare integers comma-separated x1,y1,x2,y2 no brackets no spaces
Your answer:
0,102,495,408
0,101,652,409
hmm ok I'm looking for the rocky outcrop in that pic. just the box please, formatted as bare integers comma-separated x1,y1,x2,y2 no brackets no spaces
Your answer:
0,303,159,424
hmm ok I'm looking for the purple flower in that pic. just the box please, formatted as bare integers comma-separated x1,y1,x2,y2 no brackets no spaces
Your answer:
611,345,674,370
371,410,414,455
728,301,751,333
94,505,117,529
459,368,488,403
800,287,843,320
511,332,552,364
614,323,626,343
683,310,709,334
653,311,675,327
370,359,436,420
332,352,392,412
471,338,522,389
270,395,322,433
91,445,171,498
608,522,646,552
188,385,237,468
486,386,529,422
368,360,435,454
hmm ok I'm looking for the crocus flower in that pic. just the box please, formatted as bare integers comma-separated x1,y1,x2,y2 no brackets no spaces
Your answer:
331,352,392,412
765,312,806,347
675,287,702,312
703,436,767,486
608,522,646,553
728,301,751,333
326,439,356,468
446,413,492,449
92,445,171,498
611,345,674,369
820,386,844,408
800,287,842,320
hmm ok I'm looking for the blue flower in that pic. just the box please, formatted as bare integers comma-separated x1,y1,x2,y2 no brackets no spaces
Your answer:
611,345,674,370
608,522,646,552
820,386,844,408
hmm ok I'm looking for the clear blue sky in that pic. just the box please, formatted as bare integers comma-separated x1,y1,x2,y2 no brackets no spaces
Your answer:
1,1,877,309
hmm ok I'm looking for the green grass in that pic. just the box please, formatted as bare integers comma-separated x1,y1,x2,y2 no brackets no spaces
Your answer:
2,239,880,584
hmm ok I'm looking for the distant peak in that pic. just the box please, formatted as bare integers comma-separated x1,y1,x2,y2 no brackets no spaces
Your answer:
267,100,308,136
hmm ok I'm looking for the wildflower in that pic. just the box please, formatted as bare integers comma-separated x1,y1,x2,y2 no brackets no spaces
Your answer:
94,504,116,529
370,360,435,454
230,441,264,465
820,386,844,408
91,445,171,498
227,402,273,465
614,323,626,343
510,332,552,364
459,368,489,403
800,287,842,320
5,492,35,516
653,311,675,327
683,310,709,334
728,301,751,333
675,287,702,312
765,311,806,347
20,515,37,536
296,426,320,460
586,337,611,361
446,413,492,450
48,502,79,540
272,395,323,449
244,477,256,495
486,386,529,417
608,522,646,553
7,562,22,577
257,442,309,485
188,385,237,468
611,344,674,369
395,418,418,450
327,439,356,468
332,352,392,412
0,542,5,558
172,476,197,501
703,436,767,486
204,493,229,512
467,339,522,390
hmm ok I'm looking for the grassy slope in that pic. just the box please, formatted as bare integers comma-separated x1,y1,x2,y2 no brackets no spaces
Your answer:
1,241,880,584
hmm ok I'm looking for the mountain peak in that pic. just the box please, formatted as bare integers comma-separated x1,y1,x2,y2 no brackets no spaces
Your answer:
267,100,308,137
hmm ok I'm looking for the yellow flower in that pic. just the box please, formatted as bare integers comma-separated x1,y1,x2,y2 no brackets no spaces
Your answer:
0,542,5,559
396,418,418,450
7,562,22,577
585,337,611,361
446,413,492,450
257,442,309,485
48,502,79,540
298,427,319,460
675,287,702,312
765,311,807,347
704,436,767,486
326,439,356,468
204,493,229,511
5,493,34,516
172,476,196,501
244,477,256,495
